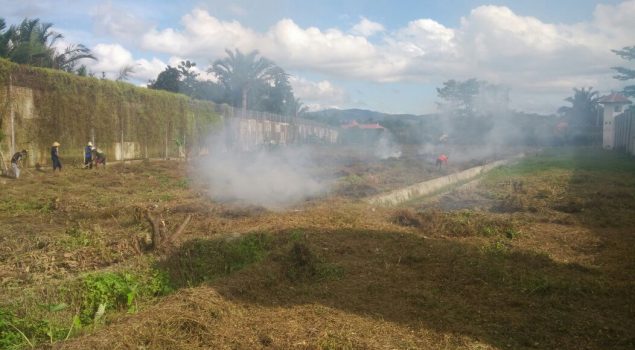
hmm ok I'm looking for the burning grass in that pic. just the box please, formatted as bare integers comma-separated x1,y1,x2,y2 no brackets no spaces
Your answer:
0,147,634,349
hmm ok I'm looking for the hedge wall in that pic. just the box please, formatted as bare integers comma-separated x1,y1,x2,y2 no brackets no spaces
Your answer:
0,58,222,165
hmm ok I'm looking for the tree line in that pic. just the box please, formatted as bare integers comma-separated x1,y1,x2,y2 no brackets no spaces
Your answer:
0,17,306,117
148,49,307,117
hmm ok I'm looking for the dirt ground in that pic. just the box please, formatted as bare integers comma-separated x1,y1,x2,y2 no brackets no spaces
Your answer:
0,147,633,349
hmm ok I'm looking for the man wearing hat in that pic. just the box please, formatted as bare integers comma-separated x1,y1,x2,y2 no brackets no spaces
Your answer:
84,141,94,169
51,142,62,171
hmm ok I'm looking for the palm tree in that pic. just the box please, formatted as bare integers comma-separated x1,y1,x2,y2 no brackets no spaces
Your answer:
209,49,277,110
0,18,9,57
559,87,600,127
53,44,96,72
0,18,95,72
4,18,61,67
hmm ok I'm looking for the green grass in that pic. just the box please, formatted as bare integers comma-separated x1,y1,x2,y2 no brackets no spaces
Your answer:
486,147,635,180
160,233,272,287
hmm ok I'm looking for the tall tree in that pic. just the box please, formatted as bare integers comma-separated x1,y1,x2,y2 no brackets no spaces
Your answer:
558,87,600,127
256,66,295,114
612,45,635,97
436,78,509,117
148,66,181,93
0,17,95,73
0,18,9,58
177,60,199,96
209,49,277,110
436,79,481,117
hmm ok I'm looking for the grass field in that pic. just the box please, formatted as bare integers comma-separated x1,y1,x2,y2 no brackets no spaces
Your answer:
0,147,633,349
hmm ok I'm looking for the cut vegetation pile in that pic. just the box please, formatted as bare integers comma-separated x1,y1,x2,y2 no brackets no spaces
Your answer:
0,148,633,349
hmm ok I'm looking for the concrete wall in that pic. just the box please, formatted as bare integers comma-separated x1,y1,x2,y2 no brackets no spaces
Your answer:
366,155,524,206
0,62,337,168
219,105,339,151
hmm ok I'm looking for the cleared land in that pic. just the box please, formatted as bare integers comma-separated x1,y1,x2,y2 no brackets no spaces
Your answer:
0,148,633,349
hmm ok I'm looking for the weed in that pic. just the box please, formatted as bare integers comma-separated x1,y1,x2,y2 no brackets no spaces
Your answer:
162,233,271,287
392,208,421,227
481,226,496,237
62,226,92,249
0,306,70,349
284,242,344,282
316,263,345,280
319,333,357,350
505,228,521,239
483,240,509,256
159,193,174,201
175,179,189,189
0,308,28,350
290,229,304,241
520,276,553,296
80,270,171,324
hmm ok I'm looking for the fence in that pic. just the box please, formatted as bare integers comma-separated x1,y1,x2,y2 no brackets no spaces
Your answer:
614,110,635,156
216,105,339,151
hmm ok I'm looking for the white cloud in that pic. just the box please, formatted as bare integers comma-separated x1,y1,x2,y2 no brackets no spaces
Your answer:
90,2,151,42
86,43,167,82
290,76,349,110
80,1,635,112
89,43,135,73
133,57,167,82
350,17,385,37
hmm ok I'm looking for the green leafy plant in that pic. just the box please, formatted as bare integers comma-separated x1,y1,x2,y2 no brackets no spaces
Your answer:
80,270,172,325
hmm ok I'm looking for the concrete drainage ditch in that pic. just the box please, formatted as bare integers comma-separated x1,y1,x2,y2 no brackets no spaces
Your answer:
366,154,525,206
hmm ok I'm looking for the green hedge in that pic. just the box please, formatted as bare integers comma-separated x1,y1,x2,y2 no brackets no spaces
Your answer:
0,58,222,163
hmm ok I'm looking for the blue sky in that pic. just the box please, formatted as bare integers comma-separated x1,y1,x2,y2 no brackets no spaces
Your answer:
1,0,633,114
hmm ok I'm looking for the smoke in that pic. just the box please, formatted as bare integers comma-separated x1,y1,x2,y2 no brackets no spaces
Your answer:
429,81,535,165
194,126,326,209
374,131,402,159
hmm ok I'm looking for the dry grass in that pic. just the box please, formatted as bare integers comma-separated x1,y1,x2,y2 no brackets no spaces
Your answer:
1,148,634,349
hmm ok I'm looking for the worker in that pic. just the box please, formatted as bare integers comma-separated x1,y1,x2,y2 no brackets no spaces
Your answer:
10,149,27,179
93,148,106,168
84,141,94,169
436,154,448,168
51,141,62,171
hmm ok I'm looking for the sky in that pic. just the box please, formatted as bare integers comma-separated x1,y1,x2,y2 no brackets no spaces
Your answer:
1,0,634,115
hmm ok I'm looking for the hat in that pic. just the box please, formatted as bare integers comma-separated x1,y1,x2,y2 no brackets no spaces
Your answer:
88,141,93,146
52,141,60,147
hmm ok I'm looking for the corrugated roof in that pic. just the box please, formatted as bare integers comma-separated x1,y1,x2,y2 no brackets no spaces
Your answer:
598,92,632,104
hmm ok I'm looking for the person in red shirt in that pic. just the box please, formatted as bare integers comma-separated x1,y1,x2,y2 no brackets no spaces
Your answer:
436,154,448,168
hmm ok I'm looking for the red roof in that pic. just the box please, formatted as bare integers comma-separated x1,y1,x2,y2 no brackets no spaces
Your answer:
598,92,631,104
341,120,385,130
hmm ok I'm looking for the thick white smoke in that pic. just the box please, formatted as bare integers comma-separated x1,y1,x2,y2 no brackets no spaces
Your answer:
194,127,326,209
375,131,402,159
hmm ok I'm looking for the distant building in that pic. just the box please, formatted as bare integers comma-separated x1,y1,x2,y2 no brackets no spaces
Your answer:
598,92,631,149
340,120,386,144
341,120,385,130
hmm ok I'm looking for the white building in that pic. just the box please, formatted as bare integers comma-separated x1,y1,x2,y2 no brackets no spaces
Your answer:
598,92,631,149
